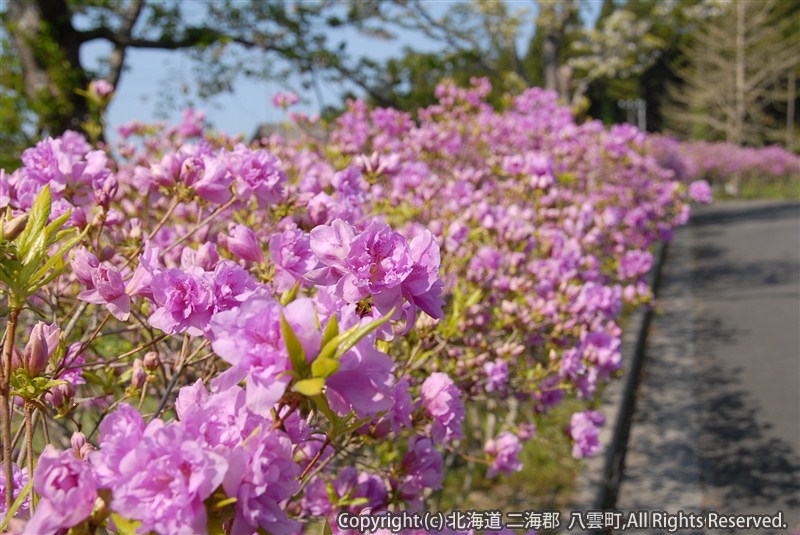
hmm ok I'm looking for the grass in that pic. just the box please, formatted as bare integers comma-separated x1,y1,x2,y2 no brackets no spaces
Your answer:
711,174,800,200
437,398,587,514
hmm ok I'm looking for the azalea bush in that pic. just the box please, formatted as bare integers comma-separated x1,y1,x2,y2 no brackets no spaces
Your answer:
0,78,709,534
647,135,800,197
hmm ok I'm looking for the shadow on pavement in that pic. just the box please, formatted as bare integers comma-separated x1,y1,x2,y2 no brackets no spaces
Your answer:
696,356,800,511
688,258,800,297
693,307,800,512
690,201,800,228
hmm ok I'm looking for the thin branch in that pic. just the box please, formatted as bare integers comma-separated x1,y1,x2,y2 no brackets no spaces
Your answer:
108,0,147,89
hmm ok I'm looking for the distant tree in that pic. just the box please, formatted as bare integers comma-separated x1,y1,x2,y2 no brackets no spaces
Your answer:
536,0,582,99
347,0,588,111
356,0,675,119
566,7,665,108
624,0,705,132
0,0,386,146
665,0,800,147
348,0,541,110
0,30,33,170
576,0,711,130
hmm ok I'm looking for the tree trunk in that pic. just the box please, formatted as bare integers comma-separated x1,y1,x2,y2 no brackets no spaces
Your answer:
539,1,570,99
733,0,745,147
731,0,746,195
6,0,90,136
788,69,796,151
543,34,560,94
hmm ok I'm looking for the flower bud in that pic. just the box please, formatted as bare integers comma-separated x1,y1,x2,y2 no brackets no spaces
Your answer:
10,346,22,372
2,213,28,241
89,79,114,99
46,388,63,408
272,91,299,109
129,218,143,241
23,322,60,377
58,382,76,399
99,246,116,262
78,443,94,461
372,419,391,440
71,248,100,288
47,382,76,409
71,431,94,460
226,224,264,263
180,155,203,187
95,175,118,208
131,358,146,389
355,152,381,175
307,194,331,226
71,432,87,453
195,242,220,271
143,351,160,371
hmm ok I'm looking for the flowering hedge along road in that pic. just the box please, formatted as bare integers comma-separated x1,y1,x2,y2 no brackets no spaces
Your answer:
647,134,800,185
0,78,713,535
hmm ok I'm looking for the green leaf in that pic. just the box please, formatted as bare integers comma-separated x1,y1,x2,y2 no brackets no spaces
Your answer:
110,514,142,535
0,478,32,531
333,307,395,359
43,209,70,244
280,313,307,375
323,518,334,535
214,496,238,509
465,288,482,308
28,229,82,286
294,377,324,397
346,496,370,507
279,280,301,306
16,184,51,263
321,314,339,347
340,415,373,436
316,333,344,363
82,371,107,388
312,394,338,425
39,379,67,391
325,481,338,503
311,356,339,379
316,307,395,364
23,267,62,298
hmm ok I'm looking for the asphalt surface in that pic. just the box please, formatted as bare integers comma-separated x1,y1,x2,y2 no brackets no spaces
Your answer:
617,200,800,534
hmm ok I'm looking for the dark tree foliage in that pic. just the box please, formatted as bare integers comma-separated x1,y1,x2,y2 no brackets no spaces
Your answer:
0,0,385,146
3,0,794,155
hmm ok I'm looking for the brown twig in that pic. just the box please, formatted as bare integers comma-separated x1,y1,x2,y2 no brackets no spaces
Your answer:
1,307,20,510
77,312,112,355
271,397,302,431
159,197,237,258
23,402,34,512
300,436,331,479
151,336,207,420
63,334,168,371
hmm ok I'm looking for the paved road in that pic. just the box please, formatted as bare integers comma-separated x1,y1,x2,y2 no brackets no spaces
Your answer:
617,200,800,533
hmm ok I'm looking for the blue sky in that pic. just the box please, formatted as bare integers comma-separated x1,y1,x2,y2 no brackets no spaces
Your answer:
81,2,447,139
82,1,599,140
